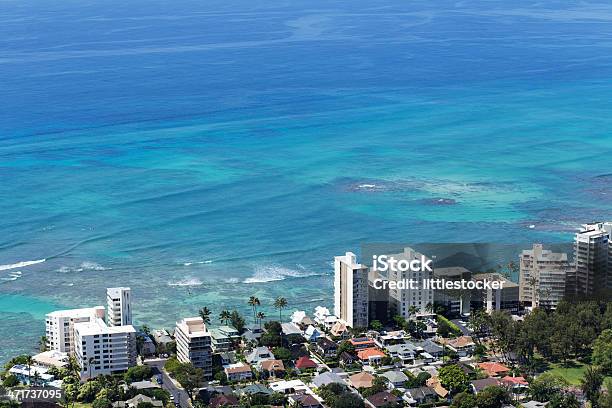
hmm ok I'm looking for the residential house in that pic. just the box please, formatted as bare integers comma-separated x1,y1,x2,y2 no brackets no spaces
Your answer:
295,356,318,371
501,376,529,393
311,372,345,388
349,371,375,389
426,377,449,400
209,394,239,408
224,362,253,382
292,311,316,329
471,378,501,394
281,322,304,343
9,364,54,385
444,336,475,357
349,337,376,350
330,321,350,339
367,391,401,408
339,351,357,367
269,379,309,394
385,343,417,364
376,330,410,347
478,362,510,378
210,326,240,352
242,324,264,345
415,339,444,359
314,306,337,328
289,393,321,408
357,348,386,365
521,402,549,408
258,359,285,378
112,395,163,408
237,384,272,398
404,387,437,406
316,337,338,358
219,351,237,366
32,350,69,369
246,346,275,364
381,370,409,389
304,325,322,343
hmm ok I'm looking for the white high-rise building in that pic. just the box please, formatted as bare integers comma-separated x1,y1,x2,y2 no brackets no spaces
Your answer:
519,244,570,309
573,223,612,296
106,287,132,327
175,317,212,378
73,318,136,379
45,307,106,353
334,252,369,328
386,247,434,319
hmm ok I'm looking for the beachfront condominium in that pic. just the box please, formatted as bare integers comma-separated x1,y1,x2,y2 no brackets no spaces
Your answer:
386,247,434,319
106,287,132,327
73,318,137,379
334,252,369,328
175,317,213,378
573,222,612,296
45,306,106,353
519,244,571,309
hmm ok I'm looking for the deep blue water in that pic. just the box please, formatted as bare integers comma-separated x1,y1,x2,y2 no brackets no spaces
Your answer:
1,0,612,362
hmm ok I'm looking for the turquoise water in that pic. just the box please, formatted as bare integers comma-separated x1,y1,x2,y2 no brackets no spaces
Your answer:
1,0,612,362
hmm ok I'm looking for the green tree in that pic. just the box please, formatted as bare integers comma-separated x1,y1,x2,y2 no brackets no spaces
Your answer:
451,392,477,408
475,386,510,408
198,307,212,325
549,392,580,408
592,329,612,375
230,310,246,333
219,309,231,325
581,366,603,408
370,320,383,332
248,296,261,324
274,297,288,322
529,373,569,402
92,397,112,408
2,374,18,387
125,365,153,383
438,364,470,394
256,311,266,330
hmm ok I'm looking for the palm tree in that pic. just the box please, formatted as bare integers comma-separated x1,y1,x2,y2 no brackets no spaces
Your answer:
199,307,212,325
32,371,41,387
425,302,434,313
527,276,539,308
256,311,266,330
274,297,288,322
88,357,98,379
219,309,231,325
248,296,261,324
25,355,33,385
408,305,419,320
39,336,48,352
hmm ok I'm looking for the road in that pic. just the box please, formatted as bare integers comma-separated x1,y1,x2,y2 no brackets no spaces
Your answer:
144,358,191,408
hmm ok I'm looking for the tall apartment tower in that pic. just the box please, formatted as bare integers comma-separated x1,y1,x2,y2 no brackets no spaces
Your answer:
519,244,570,309
106,287,132,327
573,223,612,296
334,252,369,328
73,318,137,379
386,247,434,319
45,306,106,353
175,317,213,378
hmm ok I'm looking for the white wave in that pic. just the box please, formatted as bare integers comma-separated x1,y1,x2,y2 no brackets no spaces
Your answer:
1,271,22,282
0,259,45,271
168,278,203,287
57,261,109,273
243,264,322,284
183,260,213,266
225,277,240,283
183,262,193,266
358,184,377,189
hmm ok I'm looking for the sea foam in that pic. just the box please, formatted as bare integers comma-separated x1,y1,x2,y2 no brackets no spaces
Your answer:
0,259,45,271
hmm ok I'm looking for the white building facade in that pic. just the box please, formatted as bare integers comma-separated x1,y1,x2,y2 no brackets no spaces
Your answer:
519,244,570,308
73,318,136,379
45,306,106,353
106,287,132,327
175,317,213,378
385,248,434,319
573,222,612,296
334,252,369,328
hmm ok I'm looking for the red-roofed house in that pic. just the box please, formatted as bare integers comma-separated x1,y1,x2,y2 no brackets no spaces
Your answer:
295,356,317,370
349,337,376,350
357,348,386,365
501,376,528,392
209,394,239,407
478,362,510,377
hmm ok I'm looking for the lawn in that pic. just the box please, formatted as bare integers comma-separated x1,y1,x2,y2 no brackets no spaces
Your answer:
546,362,612,386
73,403,93,408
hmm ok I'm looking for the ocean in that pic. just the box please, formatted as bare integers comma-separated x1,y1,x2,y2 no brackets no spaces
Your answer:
1,0,612,363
